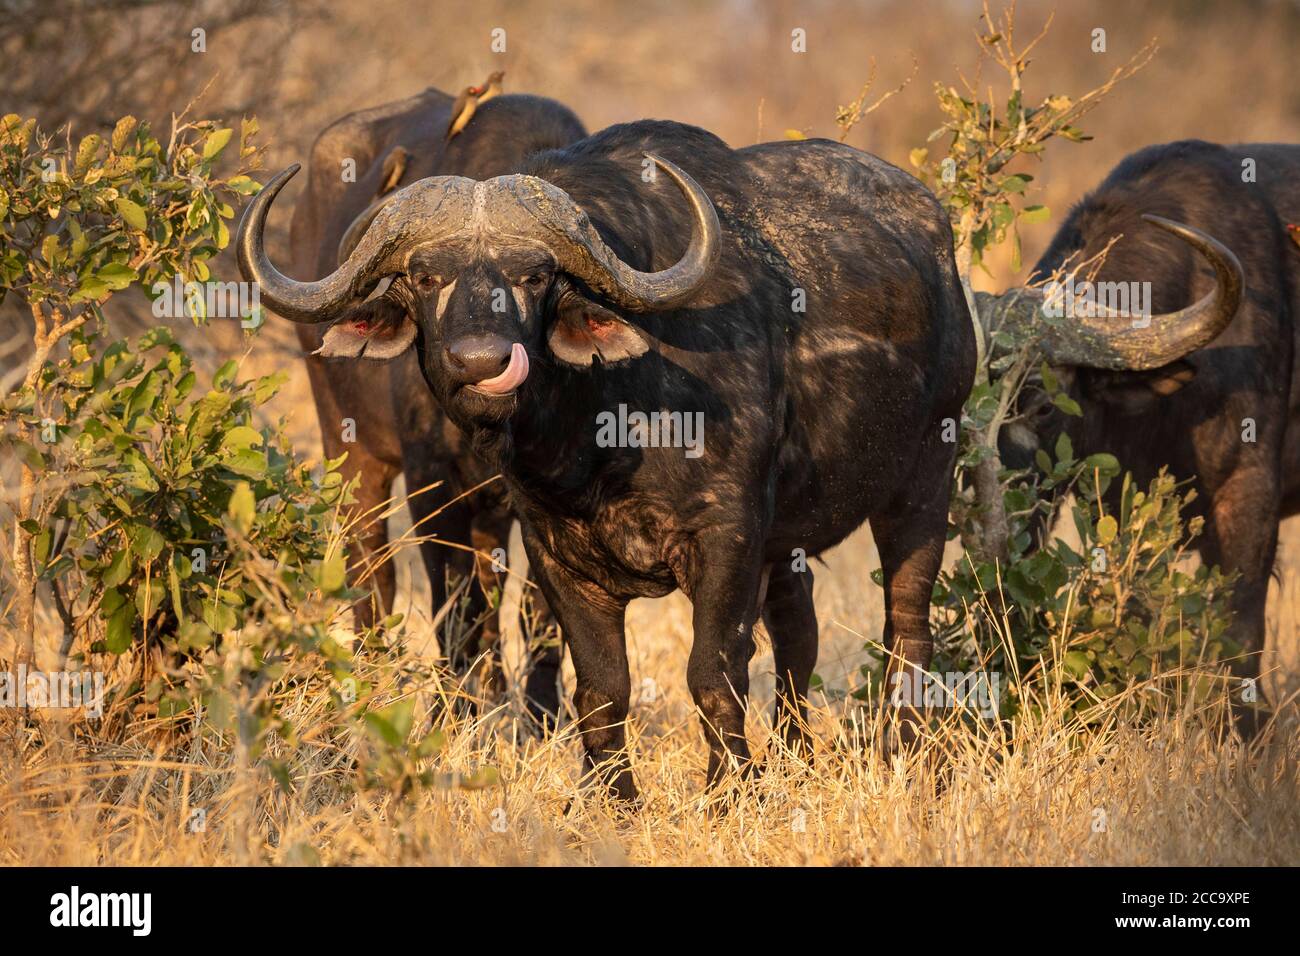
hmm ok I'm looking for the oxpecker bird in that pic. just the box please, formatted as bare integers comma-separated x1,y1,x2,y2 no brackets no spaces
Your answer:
447,71,506,140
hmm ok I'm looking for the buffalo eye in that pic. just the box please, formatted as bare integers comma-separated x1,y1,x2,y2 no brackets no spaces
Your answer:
413,272,438,292
519,273,549,293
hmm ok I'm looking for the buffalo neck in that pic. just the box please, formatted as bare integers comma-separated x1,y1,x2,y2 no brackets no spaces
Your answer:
471,359,615,518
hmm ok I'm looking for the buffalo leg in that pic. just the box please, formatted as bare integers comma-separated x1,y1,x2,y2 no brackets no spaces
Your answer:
520,577,563,729
870,445,952,748
343,452,401,632
300,347,401,634
760,562,818,756
685,526,765,786
467,511,513,699
1200,465,1280,685
402,452,467,658
522,531,635,801
466,504,562,724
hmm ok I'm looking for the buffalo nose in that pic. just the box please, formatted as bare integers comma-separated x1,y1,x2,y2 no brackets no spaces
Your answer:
444,334,514,384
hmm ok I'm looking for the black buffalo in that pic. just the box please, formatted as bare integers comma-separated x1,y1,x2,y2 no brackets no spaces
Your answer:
288,87,585,720
240,121,976,797
980,139,1298,686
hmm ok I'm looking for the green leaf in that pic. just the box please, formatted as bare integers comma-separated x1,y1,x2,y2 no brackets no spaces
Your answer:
364,698,414,748
1063,650,1092,680
203,128,233,161
111,115,138,151
71,277,110,303
95,262,137,291
991,202,1015,230
1084,453,1121,476
115,197,147,231
1021,204,1050,224
385,698,415,741
201,600,238,634
12,442,45,471
105,601,136,654
457,766,500,790
134,579,166,618
1051,392,1082,417
317,551,346,593
169,558,185,626
228,480,256,535
416,728,447,758
40,234,62,265
102,548,133,588
33,528,51,565
1096,515,1119,546
212,359,239,390
225,175,259,195
129,524,166,561
220,425,263,452
1054,431,1074,464
223,447,268,479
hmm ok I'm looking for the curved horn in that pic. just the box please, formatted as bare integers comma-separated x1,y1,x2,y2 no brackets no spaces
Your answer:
238,165,355,323
516,153,720,311
1032,214,1244,370
237,165,473,323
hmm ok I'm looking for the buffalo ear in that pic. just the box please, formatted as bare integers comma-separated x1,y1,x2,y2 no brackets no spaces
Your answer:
547,296,650,367
314,300,417,360
1081,359,1197,414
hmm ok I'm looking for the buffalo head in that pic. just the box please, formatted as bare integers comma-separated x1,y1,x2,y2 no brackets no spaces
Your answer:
237,156,719,426
974,215,1245,468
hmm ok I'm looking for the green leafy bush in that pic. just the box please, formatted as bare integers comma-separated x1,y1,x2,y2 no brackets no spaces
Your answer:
28,325,353,659
0,111,360,723
0,110,501,804
853,5,1234,725
1,110,268,664
935,457,1237,722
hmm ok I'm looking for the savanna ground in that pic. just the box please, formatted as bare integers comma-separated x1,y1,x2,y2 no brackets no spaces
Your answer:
2,0,1300,865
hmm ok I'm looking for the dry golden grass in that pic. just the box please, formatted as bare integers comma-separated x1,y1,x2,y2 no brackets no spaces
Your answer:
4,643,1298,866
3,508,1298,867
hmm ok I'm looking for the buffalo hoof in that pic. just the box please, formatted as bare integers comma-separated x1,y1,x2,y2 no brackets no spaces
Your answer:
879,705,929,761
564,779,643,817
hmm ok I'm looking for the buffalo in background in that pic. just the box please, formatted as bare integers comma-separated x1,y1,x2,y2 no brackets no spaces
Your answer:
287,87,586,721
981,139,1298,689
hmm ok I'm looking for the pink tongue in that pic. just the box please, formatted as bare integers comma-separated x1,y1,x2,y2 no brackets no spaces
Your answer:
473,343,529,394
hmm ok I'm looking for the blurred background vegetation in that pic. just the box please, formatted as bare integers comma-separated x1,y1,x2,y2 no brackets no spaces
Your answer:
5,0,1298,283
3,0,1298,697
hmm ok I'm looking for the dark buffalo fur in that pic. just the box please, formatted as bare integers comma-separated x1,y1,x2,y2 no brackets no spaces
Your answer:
1005,140,1300,684
288,90,586,722
354,121,975,796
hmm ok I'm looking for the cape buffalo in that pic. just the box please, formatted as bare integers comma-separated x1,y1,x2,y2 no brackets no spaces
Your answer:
240,121,976,798
978,139,1297,688
288,87,585,721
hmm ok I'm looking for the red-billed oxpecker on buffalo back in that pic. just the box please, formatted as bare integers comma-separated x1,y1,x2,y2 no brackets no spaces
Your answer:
242,120,977,798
